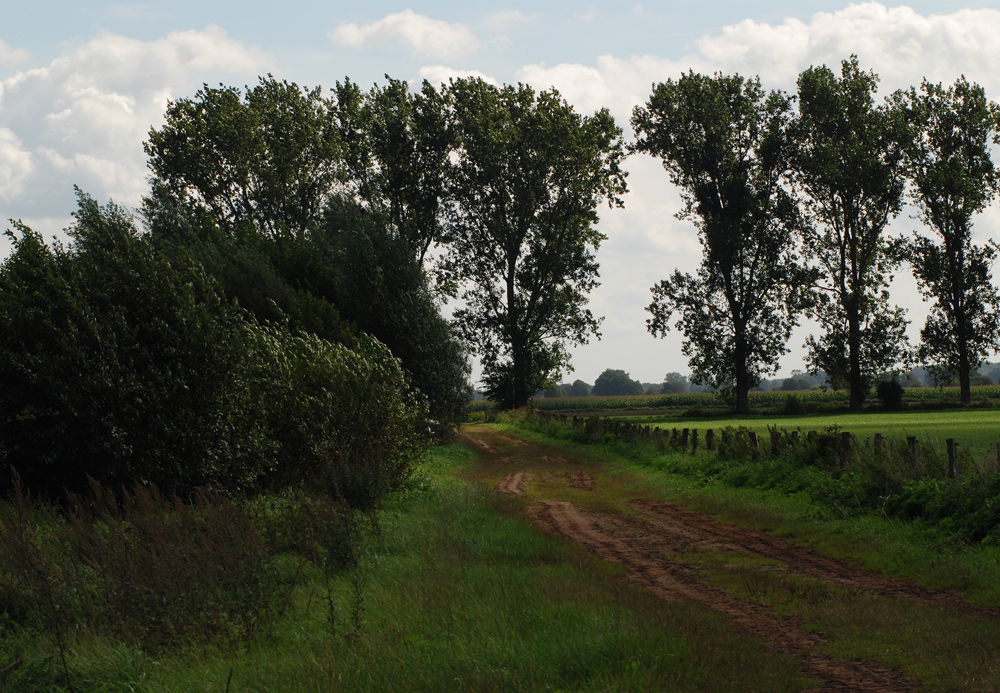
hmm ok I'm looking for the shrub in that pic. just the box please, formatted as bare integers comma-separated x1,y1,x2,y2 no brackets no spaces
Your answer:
876,380,905,410
247,327,429,509
0,198,257,497
783,394,805,415
1,195,430,505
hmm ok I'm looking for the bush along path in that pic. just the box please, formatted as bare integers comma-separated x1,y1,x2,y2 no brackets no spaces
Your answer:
458,423,1000,691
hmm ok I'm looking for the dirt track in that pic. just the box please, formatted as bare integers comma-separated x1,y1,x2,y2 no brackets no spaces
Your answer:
456,425,1000,691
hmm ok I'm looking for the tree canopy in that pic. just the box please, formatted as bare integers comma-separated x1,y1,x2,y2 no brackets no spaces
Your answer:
791,56,910,409
145,76,343,237
444,78,628,410
144,75,470,431
633,71,810,413
894,76,1000,404
333,77,452,264
592,369,644,396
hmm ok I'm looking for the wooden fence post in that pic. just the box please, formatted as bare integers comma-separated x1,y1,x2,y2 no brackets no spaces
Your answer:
706,429,715,451
682,428,690,450
873,432,884,455
839,432,853,463
947,439,958,478
691,429,699,454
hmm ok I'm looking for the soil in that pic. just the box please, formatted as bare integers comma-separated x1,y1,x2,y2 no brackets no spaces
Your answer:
456,425,1000,692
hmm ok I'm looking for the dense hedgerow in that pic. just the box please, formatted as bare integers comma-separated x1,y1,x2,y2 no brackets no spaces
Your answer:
0,193,427,502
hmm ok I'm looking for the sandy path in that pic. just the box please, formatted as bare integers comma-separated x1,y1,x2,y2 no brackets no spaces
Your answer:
528,499,916,692
628,498,1000,618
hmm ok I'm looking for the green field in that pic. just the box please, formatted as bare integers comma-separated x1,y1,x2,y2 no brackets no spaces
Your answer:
622,409,1000,458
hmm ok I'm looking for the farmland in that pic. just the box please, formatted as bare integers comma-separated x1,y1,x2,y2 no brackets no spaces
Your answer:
626,409,1000,459
473,387,1000,458
470,385,1000,417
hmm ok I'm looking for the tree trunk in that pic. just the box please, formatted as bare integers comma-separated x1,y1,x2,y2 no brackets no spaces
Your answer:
847,304,865,411
733,333,751,414
734,383,750,415
510,344,531,410
958,341,971,405
954,246,972,406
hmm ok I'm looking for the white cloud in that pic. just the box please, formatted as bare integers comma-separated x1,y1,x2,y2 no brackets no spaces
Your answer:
0,27,269,228
0,39,30,69
418,65,500,88
0,128,33,202
330,10,481,60
517,3,1000,125
695,4,1000,92
517,54,687,126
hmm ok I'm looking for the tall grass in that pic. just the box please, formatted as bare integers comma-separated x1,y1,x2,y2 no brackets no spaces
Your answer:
0,446,814,691
0,475,371,690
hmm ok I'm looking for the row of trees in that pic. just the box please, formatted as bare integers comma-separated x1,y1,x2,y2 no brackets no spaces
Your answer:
146,76,627,411
634,57,1000,412
539,371,701,398
542,363,1000,400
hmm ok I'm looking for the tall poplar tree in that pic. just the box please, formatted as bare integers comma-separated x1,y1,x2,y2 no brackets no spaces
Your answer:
443,79,627,410
894,77,1000,404
791,56,909,410
632,72,810,413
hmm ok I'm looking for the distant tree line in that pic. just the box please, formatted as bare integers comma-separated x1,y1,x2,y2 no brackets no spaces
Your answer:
539,369,706,398
633,56,1000,412
538,362,1000,400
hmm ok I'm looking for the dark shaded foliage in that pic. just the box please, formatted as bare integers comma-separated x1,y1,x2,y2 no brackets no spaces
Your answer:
1,194,428,503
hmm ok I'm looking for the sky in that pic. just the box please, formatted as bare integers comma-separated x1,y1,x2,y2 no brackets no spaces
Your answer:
3,1,1000,388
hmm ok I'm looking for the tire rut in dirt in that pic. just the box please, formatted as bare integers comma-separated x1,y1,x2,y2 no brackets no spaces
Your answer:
528,499,919,692
630,499,1000,619
569,470,596,490
458,432,501,455
498,472,531,495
